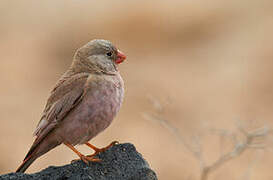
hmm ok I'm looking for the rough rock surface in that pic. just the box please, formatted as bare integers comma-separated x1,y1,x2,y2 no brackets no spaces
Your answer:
0,143,157,180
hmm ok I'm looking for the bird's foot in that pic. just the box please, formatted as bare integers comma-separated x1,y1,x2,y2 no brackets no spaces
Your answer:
72,154,101,164
70,141,118,163
86,141,119,157
80,155,101,164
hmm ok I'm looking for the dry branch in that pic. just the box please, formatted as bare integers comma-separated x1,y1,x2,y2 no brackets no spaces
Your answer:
144,97,273,180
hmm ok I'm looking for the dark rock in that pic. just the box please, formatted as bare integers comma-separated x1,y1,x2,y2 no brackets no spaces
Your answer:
0,143,157,180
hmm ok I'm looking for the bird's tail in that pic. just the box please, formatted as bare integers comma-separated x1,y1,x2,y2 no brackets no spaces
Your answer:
16,137,42,173
16,125,61,173
16,154,37,173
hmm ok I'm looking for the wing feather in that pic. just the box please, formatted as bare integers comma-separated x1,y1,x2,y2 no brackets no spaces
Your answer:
34,72,89,137
25,72,89,161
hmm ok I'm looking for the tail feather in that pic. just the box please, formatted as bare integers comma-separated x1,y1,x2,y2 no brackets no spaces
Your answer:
16,135,61,173
16,138,42,173
16,126,56,173
16,155,37,173
16,125,61,173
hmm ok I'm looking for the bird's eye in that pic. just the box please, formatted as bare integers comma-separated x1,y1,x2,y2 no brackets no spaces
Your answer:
106,52,112,57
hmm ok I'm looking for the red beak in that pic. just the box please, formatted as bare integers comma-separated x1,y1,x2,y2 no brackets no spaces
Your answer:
115,50,126,64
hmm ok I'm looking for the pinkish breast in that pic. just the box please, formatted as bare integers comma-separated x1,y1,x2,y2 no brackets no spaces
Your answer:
58,74,124,145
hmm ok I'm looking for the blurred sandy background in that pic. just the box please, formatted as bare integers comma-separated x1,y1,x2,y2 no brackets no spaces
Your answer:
1,0,273,179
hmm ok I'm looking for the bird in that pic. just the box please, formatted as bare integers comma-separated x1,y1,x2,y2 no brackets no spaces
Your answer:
16,39,126,173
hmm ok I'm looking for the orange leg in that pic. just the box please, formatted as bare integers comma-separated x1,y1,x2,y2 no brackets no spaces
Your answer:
64,142,101,164
85,141,119,158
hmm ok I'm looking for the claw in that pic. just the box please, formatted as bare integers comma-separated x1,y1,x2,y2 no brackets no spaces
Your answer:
80,155,89,164
85,156,101,162
64,142,102,164
85,140,119,155
72,155,102,164
65,141,118,164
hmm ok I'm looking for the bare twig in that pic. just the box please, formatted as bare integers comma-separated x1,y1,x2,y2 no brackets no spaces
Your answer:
200,126,269,180
144,97,272,180
241,150,262,180
142,112,199,158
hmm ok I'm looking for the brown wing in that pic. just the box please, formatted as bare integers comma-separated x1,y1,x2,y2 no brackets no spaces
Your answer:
34,72,89,137
24,72,89,160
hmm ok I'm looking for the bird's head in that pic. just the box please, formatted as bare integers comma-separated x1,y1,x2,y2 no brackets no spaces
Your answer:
72,39,126,74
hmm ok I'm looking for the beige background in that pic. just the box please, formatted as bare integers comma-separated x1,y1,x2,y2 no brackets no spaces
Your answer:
0,0,273,179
